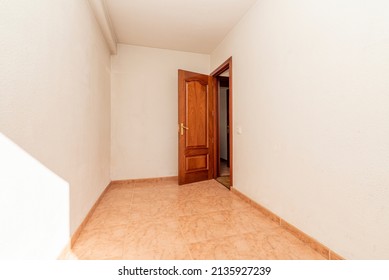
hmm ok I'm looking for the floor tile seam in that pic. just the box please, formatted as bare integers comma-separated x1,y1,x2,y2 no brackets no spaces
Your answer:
243,229,317,254
243,230,288,246
186,208,234,218
187,232,245,247
160,193,214,198
131,189,166,195
235,225,282,237
130,196,185,204
126,214,182,224
216,204,253,212
185,229,248,245
226,216,281,230
121,222,148,257
93,204,132,213
225,206,270,216
129,190,134,205
78,211,260,240
130,198,182,205
95,200,122,208
127,217,186,231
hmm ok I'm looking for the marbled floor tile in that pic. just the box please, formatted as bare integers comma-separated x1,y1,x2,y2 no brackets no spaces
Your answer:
243,230,325,260
209,195,252,211
74,224,127,245
83,205,132,231
97,196,133,209
131,183,176,193
190,230,325,260
97,189,133,209
122,244,192,260
124,218,186,251
188,193,249,214
72,224,127,260
227,208,280,234
107,184,135,193
173,197,235,217
189,234,262,260
180,181,230,199
131,180,178,189
73,242,123,260
168,199,197,217
272,228,326,260
132,187,180,204
183,180,225,191
69,179,326,260
177,197,224,216
128,200,181,221
173,189,209,202
179,211,240,243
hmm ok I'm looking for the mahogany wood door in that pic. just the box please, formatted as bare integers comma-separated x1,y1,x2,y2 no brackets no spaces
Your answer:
178,70,215,185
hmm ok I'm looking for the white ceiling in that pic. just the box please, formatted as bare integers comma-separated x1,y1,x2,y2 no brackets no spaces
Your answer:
104,0,257,54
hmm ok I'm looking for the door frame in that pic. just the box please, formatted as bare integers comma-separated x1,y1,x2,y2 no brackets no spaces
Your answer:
211,57,233,187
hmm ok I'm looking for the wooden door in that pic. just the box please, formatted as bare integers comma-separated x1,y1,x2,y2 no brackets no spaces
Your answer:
178,70,214,185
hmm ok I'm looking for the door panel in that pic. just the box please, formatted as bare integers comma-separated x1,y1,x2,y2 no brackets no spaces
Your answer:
186,155,208,171
178,70,214,185
186,81,208,147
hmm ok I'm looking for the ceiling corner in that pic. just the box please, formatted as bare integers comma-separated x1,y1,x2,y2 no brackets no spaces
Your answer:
88,0,117,55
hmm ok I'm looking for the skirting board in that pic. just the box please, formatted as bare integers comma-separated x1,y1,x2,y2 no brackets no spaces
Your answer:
70,182,113,247
111,176,178,185
231,186,345,260
58,176,178,259
57,181,113,259
70,176,176,247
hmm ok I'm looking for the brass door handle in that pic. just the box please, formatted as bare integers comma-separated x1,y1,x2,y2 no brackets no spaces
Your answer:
180,123,189,135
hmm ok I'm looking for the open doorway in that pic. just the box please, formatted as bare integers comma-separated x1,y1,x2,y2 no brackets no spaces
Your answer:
178,58,232,187
211,57,233,189
216,74,230,188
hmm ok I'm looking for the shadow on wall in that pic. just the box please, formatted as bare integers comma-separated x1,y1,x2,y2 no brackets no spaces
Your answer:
0,133,69,259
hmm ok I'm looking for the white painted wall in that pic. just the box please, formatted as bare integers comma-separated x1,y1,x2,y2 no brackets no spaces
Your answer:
219,87,228,160
111,44,210,180
0,0,111,258
211,0,389,259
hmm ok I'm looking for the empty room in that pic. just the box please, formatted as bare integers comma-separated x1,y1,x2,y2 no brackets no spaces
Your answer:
1,0,389,262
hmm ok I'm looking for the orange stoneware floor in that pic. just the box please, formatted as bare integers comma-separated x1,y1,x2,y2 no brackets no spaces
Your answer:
65,179,325,260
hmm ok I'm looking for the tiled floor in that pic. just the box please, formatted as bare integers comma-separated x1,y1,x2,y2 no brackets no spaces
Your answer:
216,159,231,188
219,159,230,176
66,179,325,260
